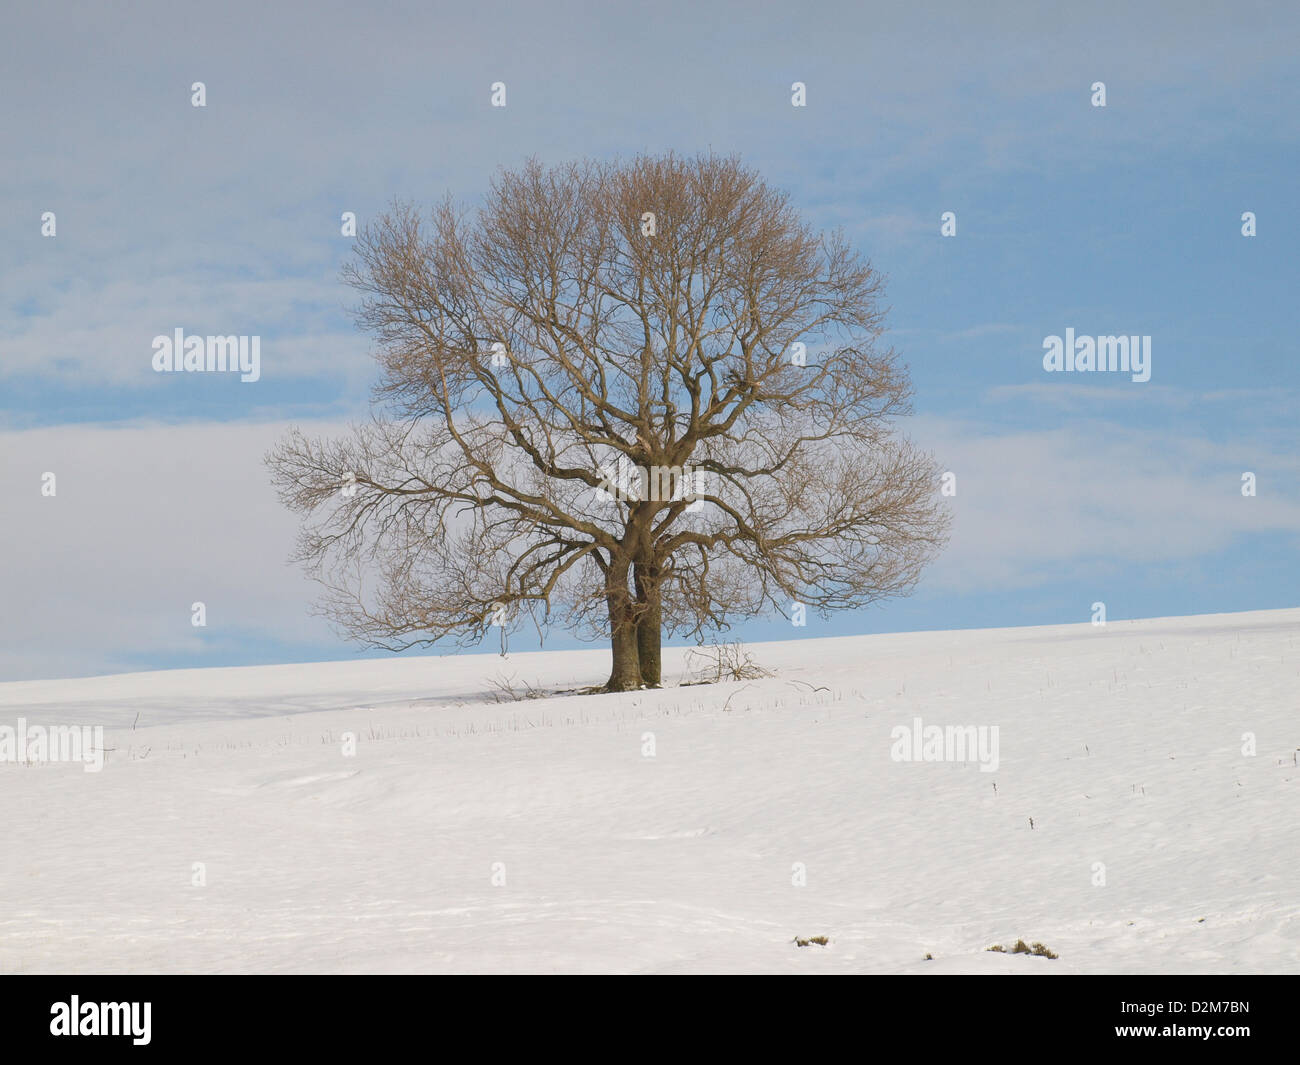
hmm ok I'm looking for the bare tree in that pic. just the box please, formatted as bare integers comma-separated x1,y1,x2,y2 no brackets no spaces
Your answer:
267,153,949,691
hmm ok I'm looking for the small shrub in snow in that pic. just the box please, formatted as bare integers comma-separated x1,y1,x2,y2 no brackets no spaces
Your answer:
987,939,1058,959
683,642,773,685
486,671,549,703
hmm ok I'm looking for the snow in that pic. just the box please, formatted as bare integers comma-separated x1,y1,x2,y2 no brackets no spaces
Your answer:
1,609,1297,973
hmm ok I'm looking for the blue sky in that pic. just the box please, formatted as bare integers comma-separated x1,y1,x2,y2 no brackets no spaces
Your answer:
2,0,1297,681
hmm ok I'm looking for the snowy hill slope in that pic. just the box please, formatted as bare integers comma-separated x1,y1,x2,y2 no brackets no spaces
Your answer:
1,609,1297,973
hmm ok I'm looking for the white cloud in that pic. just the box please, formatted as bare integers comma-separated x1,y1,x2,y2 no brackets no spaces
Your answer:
0,419,348,680
911,413,1300,592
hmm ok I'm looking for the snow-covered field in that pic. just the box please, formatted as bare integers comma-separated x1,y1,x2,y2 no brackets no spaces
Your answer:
1,609,1297,974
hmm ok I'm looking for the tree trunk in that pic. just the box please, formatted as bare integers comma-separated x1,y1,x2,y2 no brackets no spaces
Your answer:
604,559,642,691
607,622,642,691
634,560,662,687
